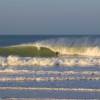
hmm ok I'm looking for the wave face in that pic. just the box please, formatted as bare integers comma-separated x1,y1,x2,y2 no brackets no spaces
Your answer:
1,35,100,57
33,36,100,57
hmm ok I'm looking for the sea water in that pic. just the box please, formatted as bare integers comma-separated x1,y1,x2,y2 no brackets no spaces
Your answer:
0,35,100,99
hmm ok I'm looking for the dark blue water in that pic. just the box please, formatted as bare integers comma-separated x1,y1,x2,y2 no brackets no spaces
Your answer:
0,35,66,47
0,34,100,47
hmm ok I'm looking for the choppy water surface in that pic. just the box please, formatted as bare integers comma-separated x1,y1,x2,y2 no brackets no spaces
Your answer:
0,65,100,99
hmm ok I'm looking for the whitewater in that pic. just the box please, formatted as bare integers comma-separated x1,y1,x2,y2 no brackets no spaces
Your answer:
36,37,100,57
2,36,100,67
1,35,100,99
1,56,100,67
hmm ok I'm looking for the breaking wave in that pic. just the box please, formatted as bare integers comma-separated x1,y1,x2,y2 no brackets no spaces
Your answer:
35,37,100,57
11,36,100,57
2,37,100,66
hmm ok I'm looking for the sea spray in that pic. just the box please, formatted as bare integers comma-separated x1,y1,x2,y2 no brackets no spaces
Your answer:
35,38,100,57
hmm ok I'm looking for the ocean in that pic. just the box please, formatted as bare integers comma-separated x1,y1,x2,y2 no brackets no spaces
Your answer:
0,35,100,99
0,35,64,47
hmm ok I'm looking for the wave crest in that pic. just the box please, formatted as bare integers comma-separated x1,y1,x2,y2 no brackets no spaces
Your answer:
5,37,100,57
34,37,100,57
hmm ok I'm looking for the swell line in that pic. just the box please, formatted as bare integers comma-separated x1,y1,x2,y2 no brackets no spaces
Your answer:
0,77,100,82
0,87,100,92
0,70,100,75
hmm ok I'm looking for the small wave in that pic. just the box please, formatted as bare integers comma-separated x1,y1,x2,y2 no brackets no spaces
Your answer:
0,70,100,76
0,87,100,92
0,76,100,82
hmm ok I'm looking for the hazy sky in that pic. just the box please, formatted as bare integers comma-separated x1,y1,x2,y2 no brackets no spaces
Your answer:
0,0,100,34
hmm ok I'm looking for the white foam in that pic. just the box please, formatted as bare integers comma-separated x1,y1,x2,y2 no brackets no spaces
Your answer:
0,87,100,92
0,56,100,67
2,37,100,66
34,37,100,57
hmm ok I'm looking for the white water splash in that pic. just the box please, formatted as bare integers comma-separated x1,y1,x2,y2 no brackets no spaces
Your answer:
35,38,100,57
1,56,100,67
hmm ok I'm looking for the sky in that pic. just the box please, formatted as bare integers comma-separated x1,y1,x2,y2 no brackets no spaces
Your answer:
0,0,100,35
